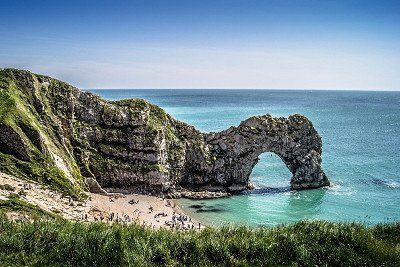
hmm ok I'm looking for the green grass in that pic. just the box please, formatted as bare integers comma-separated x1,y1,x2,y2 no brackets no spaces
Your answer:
0,183,15,191
0,216,398,267
0,89,16,122
0,69,87,200
0,194,57,221
0,152,86,200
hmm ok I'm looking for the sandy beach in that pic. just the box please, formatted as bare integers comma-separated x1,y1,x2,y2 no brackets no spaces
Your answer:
87,193,202,230
0,172,202,230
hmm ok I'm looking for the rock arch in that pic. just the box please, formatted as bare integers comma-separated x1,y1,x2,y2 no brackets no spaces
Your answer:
181,114,330,192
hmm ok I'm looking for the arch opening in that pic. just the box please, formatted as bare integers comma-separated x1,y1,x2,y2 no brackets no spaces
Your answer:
248,152,292,194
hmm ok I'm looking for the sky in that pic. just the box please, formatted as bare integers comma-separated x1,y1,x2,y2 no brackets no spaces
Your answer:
0,0,399,90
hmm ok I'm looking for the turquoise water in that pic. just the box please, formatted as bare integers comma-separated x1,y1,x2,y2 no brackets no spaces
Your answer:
92,89,400,227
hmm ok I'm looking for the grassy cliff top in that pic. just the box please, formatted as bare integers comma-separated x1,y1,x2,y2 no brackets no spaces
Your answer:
0,214,399,266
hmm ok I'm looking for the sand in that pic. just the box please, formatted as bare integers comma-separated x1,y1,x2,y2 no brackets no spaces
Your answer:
88,193,201,230
0,172,201,230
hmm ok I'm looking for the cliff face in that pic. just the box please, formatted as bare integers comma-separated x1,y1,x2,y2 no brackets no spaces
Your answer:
0,69,329,198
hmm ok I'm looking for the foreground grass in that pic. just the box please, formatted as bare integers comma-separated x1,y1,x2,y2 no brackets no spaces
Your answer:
0,215,399,267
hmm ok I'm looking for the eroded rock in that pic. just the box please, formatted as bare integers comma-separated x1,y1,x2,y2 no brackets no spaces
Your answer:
182,115,330,192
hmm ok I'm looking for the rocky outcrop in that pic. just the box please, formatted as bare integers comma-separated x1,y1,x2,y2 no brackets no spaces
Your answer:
184,115,329,192
85,178,108,195
0,69,329,198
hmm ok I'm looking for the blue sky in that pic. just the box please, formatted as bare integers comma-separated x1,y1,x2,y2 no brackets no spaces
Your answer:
0,0,399,90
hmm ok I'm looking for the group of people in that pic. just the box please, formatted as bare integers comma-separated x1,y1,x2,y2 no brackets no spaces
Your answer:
164,213,201,230
165,199,176,208
91,212,135,224
81,196,201,230
154,212,168,218
128,199,139,205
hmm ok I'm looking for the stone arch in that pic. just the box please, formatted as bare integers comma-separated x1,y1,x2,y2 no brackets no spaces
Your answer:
182,114,330,192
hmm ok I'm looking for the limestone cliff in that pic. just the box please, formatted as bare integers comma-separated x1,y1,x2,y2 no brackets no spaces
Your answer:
0,69,329,198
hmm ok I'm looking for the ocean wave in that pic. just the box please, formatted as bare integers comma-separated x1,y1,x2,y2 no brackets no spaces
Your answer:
383,180,400,188
328,183,355,196
371,178,400,189
387,182,400,188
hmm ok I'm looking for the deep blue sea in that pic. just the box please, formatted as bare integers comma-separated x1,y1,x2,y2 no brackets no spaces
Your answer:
92,89,400,227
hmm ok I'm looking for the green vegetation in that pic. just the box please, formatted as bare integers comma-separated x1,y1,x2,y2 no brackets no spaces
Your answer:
0,90,16,122
90,152,169,176
0,69,87,200
115,98,171,129
0,194,57,220
0,183,15,191
0,216,398,266
0,151,86,200
114,98,149,110
113,97,186,172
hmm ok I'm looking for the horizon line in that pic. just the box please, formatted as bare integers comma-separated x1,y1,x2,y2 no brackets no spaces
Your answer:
3,69,399,92
86,88,400,92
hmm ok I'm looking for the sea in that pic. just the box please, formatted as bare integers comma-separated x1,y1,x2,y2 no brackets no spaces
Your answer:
91,89,400,227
